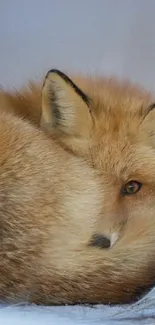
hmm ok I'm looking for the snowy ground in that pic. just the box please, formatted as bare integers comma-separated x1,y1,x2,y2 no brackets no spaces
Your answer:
0,288,155,325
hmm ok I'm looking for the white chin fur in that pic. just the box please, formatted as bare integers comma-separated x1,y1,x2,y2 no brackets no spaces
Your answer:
110,232,119,247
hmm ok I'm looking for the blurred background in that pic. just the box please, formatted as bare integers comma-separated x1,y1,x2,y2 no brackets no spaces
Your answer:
1,0,155,91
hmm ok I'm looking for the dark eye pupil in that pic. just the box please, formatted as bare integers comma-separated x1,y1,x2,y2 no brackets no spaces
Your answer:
121,181,142,196
127,182,135,192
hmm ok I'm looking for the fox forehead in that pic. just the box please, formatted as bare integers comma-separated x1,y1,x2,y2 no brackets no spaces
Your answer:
90,138,155,182
87,96,155,180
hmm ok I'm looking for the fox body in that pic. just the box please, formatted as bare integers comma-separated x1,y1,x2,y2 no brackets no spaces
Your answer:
0,70,155,304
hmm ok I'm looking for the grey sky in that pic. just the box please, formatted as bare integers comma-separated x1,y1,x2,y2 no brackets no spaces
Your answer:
1,0,155,91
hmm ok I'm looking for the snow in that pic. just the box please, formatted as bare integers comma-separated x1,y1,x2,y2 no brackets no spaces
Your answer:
0,288,155,325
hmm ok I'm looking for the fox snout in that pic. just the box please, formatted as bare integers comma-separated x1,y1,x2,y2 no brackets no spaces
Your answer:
89,232,120,249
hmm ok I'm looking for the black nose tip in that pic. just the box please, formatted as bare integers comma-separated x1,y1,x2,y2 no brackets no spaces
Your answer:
89,233,111,249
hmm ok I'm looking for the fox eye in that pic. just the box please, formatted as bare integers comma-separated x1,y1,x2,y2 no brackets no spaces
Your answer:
121,181,142,196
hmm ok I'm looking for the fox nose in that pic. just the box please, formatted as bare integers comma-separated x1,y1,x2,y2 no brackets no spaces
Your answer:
89,232,119,249
90,233,111,249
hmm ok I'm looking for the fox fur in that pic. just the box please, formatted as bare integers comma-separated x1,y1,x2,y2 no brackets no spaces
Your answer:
0,70,155,305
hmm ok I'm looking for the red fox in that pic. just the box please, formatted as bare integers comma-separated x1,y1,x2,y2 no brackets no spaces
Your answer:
0,69,155,305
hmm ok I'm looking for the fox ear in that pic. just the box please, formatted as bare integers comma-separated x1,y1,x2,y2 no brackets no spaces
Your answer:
41,69,92,140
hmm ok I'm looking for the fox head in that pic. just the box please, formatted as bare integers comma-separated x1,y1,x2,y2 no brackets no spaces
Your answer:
40,69,155,246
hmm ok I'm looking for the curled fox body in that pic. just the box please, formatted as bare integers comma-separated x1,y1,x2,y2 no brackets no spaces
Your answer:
0,70,155,304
